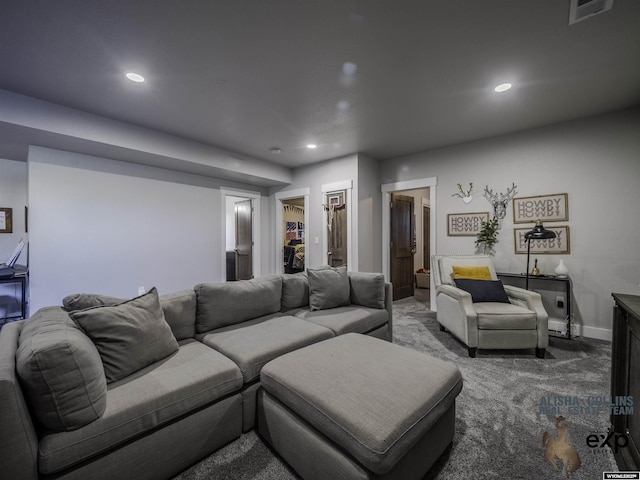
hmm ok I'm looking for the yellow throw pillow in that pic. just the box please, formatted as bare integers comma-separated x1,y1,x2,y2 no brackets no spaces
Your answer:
452,265,492,280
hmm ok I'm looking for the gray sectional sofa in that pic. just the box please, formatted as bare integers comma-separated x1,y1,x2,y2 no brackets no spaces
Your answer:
0,268,392,480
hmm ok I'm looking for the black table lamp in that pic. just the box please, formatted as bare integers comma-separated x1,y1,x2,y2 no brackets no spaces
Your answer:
524,220,556,290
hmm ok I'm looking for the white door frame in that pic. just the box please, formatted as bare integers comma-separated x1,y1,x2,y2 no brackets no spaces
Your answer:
220,187,261,280
275,188,310,274
381,177,437,307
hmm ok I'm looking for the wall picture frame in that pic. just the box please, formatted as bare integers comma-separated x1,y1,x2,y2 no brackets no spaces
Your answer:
0,208,12,233
447,212,489,236
514,225,570,254
512,193,568,224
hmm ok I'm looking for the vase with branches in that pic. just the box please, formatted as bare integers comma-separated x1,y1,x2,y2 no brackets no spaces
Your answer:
475,218,500,254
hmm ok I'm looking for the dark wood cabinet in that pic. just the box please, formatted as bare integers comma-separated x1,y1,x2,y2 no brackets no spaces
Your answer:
611,293,640,471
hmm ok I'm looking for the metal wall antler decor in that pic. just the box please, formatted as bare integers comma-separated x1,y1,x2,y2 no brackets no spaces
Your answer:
483,183,517,219
452,182,473,204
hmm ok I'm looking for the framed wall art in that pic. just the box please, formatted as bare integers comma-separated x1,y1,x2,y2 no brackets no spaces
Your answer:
447,212,489,236
512,193,568,224
0,208,12,233
514,225,570,254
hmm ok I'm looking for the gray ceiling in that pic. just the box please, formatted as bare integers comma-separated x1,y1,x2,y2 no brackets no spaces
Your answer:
1,0,639,173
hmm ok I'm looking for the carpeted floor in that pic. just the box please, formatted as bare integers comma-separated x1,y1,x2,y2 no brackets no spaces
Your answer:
175,292,619,480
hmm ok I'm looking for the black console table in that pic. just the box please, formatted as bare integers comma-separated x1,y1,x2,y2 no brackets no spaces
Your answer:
497,272,572,339
610,293,640,471
0,265,28,324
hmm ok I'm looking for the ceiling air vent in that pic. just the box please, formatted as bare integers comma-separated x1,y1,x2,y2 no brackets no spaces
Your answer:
569,0,614,25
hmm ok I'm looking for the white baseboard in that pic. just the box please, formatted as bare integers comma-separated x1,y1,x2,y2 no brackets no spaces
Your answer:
548,319,612,341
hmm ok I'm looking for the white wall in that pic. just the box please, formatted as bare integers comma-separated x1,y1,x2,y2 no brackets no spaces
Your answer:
0,158,28,317
28,146,269,312
379,108,640,339
357,154,382,273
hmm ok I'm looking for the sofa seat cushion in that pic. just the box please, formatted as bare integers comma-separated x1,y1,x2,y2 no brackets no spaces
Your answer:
196,315,334,384
288,305,388,336
37,339,243,475
474,302,537,329
260,334,463,474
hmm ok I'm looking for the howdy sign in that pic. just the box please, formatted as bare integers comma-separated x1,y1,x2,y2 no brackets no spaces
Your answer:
513,193,568,224
447,212,489,236
514,226,570,254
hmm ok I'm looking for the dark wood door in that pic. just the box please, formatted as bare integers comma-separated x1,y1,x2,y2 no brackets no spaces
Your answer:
235,199,253,280
391,194,415,300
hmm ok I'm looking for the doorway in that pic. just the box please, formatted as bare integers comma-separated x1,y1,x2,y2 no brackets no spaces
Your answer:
390,193,415,300
282,197,305,273
234,199,253,280
221,188,261,282
381,178,437,307
275,188,310,274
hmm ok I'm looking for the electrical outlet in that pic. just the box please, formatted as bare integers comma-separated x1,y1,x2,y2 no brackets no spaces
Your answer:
138,286,146,296
556,296,565,309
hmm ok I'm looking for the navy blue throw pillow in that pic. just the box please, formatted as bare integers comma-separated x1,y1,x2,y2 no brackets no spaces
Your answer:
453,279,510,303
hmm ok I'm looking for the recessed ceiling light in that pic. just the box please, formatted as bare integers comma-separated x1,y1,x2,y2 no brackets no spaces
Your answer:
342,62,358,76
125,72,145,83
269,147,282,154
306,144,317,149
494,83,512,93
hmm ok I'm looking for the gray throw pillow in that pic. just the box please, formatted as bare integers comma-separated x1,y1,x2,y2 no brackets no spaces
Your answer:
307,266,351,311
16,306,107,431
63,290,195,341
69,287,179,383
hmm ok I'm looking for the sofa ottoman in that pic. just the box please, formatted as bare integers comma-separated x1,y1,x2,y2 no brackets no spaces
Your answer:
257,333,463,480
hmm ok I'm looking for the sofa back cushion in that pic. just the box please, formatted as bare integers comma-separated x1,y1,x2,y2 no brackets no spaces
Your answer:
16,306,107,431
63,293,122,310
63,289,196,341
69,288,179,383
348,272,386,309
156,290,197,340
281,272,309,311
195,274,283,333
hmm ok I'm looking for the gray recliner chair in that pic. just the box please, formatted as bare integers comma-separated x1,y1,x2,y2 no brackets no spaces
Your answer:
431,255,549,358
